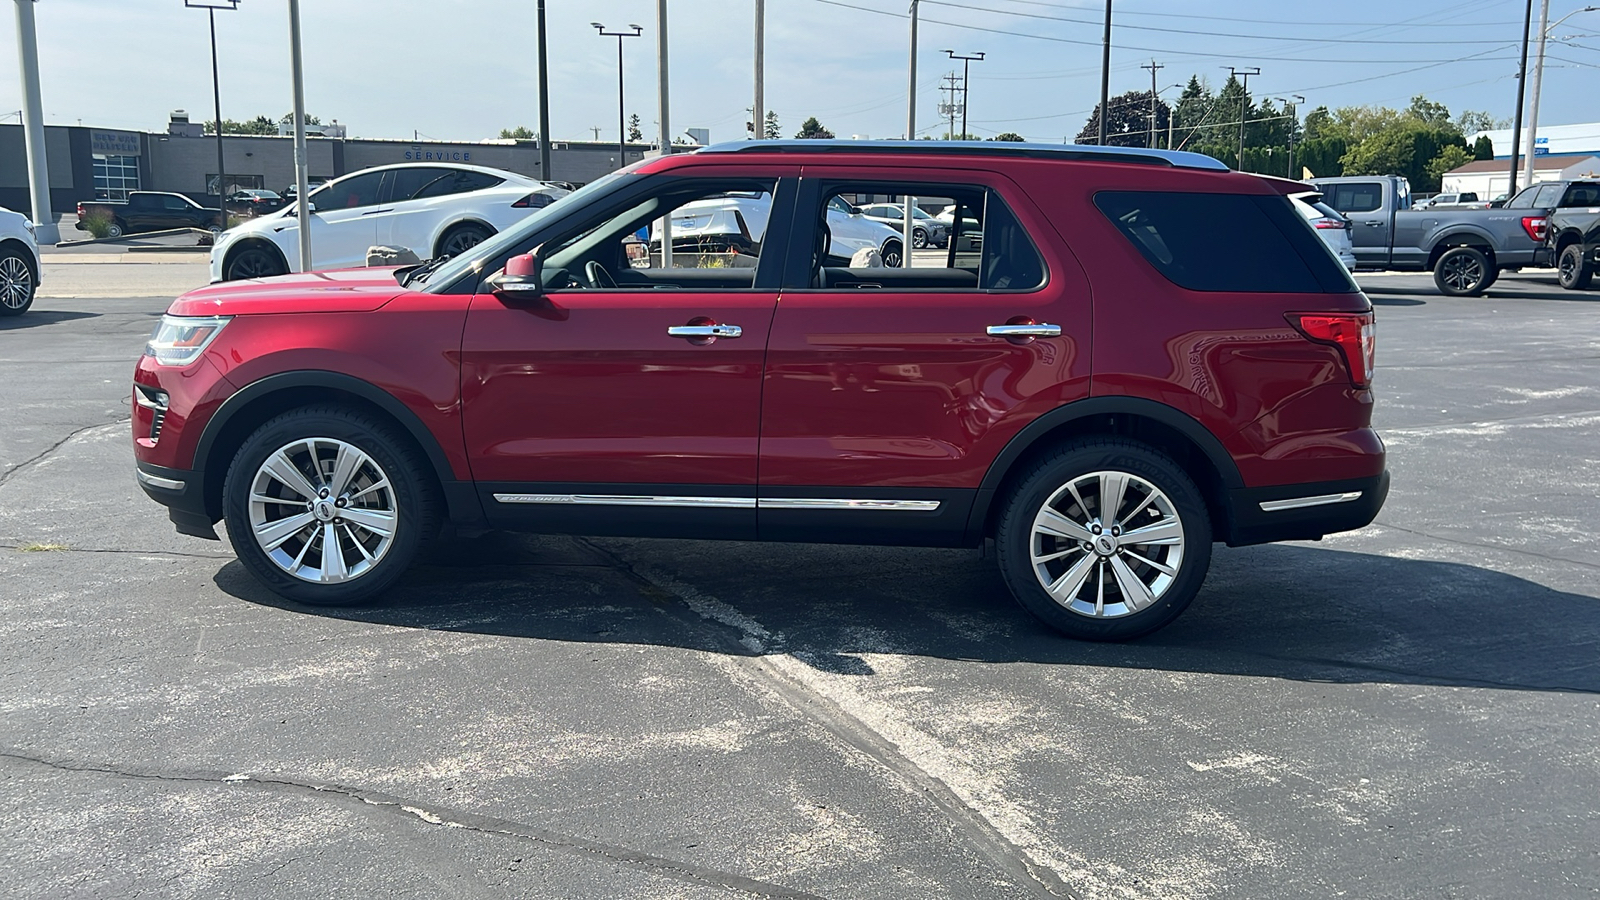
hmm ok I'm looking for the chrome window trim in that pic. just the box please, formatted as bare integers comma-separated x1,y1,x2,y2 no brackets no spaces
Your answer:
757,498,941,511
1258,491,1363,512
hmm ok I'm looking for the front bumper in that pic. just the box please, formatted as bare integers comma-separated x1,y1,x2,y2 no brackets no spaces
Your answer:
1224,471,1389,547
136,461,218,539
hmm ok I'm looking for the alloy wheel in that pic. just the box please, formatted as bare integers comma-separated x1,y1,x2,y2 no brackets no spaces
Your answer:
1439,253,1483,292
441,227,489,258
1029,470,1186,618
247,437,398,584
0,256,32,310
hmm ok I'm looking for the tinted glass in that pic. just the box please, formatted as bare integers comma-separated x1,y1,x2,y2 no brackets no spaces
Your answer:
386,167,453,202
1504,186,1541,209
1532,183,1563,208
414,169,504,199
1563,183,1600,206
1324,182,1383,214
1095,191,1355,294
310,172,384,210
164,195,191,210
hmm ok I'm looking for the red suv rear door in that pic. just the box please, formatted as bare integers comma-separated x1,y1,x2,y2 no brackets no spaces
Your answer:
460,168,798,539
758,166,1092,545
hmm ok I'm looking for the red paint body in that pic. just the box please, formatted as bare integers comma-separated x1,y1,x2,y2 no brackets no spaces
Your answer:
134,145,1385,547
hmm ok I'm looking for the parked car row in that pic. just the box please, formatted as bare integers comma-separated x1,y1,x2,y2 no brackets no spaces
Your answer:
1546,182,1600,290
75,191,223,238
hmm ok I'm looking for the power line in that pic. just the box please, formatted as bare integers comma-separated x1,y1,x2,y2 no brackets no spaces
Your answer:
979,0,1520,29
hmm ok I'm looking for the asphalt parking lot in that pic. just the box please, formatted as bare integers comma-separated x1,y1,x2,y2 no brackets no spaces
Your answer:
3,260,1597,899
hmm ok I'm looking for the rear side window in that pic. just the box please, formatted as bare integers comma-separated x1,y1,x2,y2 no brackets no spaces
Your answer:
1323,182,1383,214
1531,183,1563,208
1094,191,1356,293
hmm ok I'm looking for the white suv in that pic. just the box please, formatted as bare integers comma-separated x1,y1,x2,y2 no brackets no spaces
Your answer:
209,163,567,281
659,191,906,266
0,205,41,316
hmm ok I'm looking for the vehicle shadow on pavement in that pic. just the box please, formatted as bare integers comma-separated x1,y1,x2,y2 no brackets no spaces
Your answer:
215,535,1600,695
0,310,100,330
1362,283,1600,303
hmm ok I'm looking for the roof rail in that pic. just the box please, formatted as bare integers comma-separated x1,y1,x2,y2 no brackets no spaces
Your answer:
697,139,1230,171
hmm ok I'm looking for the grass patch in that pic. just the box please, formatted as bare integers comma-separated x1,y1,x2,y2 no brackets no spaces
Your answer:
19,542,68,552
79,210,114,239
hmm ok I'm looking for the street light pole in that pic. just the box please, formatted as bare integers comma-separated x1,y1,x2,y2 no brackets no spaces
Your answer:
1140,59,1163,149
1226,66,1260,171
753,0,764,139
536,0,552,180
187,1,240,230
944,50,984,140
12,0,58,243
904,0,919,258
1523,4,1596,187
1507,0,1534,198
287,0,311,271
593,23,643,172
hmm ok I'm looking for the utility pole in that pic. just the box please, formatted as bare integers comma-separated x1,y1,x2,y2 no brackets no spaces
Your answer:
592,23,643,172
753,0,764,140
1226,66,1260,171
1098,0,1111,145
1140,59,1163,149
656,0,673,268
1523,0,1550,188
944,50,984,140
940,72,961,140
13,0,59,243
536,0,552,179
589,127,602,141
287,0,311,270
1508,0,1534,197
904,0,919,259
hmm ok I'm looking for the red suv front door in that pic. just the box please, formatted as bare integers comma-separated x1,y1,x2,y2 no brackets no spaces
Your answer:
757,167,1092,545
460,170,796,538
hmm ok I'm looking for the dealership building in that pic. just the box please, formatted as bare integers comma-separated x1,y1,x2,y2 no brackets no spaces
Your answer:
0,112,683,217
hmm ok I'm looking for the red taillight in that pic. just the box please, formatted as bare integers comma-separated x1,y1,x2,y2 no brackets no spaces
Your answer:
1313,217,1345,230
1521,216,1547,243
1291,312,1376,388
76,202,85,215
511,192,551,209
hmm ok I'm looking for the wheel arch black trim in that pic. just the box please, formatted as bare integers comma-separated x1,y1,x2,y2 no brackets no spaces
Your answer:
194,370,468,519
434,219,497,256
0,238,39,279
222,237,290,277
966,397,1244,541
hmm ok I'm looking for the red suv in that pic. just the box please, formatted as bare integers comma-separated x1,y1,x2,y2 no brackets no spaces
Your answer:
133,141,1386,640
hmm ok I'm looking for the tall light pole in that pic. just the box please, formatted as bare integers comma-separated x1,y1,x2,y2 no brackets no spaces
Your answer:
12,0,58,243
753,0,764,139
287,0,311,271
1508,0,1535,198
592,23,643,171
537,0,552,180
186,0,238,231
904,0,920,258
1281,94,1305,178
654,1,672,268
1226,66,1260,171
1098,0,1112,145
1523,4,1597,187
944,50,984,140
1140,59,1163,149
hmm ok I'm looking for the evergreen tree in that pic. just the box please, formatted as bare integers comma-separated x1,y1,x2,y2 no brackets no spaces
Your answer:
764,111,781,140
795,117,834,139
1472,135,1495,161
628,114,643,143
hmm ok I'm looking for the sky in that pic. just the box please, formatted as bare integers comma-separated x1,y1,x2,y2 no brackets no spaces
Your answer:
1,0,1596,146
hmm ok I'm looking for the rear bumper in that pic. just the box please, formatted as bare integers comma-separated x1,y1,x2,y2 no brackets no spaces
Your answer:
1224,471,1389,547
135,461,219,540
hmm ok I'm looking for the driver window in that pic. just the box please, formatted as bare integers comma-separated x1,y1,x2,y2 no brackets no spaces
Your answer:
539,178,778,291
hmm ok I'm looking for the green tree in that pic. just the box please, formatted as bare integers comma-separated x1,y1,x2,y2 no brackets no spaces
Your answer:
764,111,781,140
1076,89,1170,148
204,115,276,135
1426,145,1474,187
628,113,643,143
1455,110,1503,135
280,112,322,126
989,132,1025,142
1296,137,1347,178
1472,135,1495,161
795,116,834,139
1302,106,1335,141
1406,95,1451,128
499,125,536,140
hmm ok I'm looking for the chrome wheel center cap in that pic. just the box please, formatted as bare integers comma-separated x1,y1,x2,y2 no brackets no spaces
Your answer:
1094,534,1119,556
313,499,338,522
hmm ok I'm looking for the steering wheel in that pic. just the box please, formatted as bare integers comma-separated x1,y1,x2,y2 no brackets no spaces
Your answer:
584,260,617,289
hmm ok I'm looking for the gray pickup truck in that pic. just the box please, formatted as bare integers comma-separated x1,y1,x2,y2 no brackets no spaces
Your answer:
1309,175,1586,296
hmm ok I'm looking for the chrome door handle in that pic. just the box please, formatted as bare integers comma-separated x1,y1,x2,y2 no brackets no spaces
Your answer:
986,323,1061,338
667,324,742,339
360,208,395,216
1363,221,1384,226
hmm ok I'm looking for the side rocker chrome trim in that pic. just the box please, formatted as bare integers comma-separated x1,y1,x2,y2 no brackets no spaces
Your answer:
490,493,942,512
1258,491,1363,513
757,498,941,511
492,494,756,508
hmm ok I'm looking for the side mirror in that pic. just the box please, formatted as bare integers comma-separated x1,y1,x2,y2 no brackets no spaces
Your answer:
489,251,544,300
849,206,864,216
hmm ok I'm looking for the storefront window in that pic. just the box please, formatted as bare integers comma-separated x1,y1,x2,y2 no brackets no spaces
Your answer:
92,154,140,201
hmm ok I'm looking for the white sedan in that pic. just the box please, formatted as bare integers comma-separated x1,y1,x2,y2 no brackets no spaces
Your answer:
1292,191,1357,272
659,191,906,266
0,205,41,316
209,163,567,282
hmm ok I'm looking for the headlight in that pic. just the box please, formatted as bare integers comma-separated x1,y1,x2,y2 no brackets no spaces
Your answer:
145,315,231,366
23,219,35,237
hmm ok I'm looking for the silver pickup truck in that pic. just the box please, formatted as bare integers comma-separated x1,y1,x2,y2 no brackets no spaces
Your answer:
1309,175,1581,296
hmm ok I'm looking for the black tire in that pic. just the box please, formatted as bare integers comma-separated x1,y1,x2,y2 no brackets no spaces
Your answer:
222,405,439,606
1479,266,1499,292
0,246,37,317
1558,244,1593,290
107,221,125,239
437,223,493,259
224,244,286,281
995,439,1213,641
911,227,928,249
1433,246,1491,296
881,238,904,268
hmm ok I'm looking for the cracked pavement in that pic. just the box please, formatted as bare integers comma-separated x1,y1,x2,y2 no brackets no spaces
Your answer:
2,266,1598,899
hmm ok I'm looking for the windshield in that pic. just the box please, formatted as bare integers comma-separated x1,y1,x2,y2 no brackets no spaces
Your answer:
421,168,639,292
